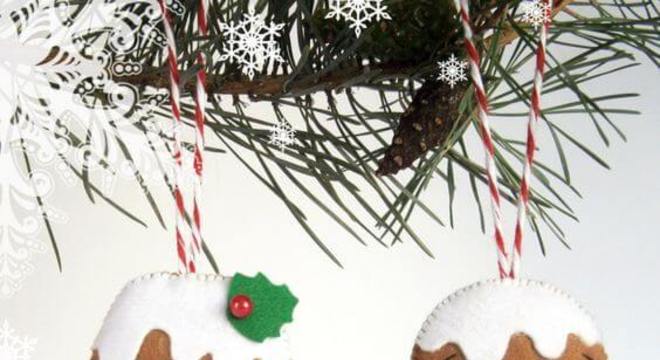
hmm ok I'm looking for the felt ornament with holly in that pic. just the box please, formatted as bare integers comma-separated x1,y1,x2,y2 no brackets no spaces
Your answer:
91,272,298,360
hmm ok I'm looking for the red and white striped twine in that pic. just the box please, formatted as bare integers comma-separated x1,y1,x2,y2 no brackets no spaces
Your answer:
160,0,209,273
159,0,191,273
510,0,552,278
453,0,510,279
452,0,552,279
190,0,209,272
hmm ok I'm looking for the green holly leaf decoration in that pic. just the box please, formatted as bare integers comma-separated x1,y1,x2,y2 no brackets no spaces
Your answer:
227,273,298,342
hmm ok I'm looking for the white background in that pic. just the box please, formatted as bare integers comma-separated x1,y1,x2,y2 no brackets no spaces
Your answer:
3,16,660,360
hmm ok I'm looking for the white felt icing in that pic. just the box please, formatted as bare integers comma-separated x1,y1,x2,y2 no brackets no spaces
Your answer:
94,273,292,360
416,279,601,360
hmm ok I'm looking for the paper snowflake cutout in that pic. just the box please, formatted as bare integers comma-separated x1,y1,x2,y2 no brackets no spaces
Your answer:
269,121,296,152
437,54,468,89
326,0,391,36
0,320,37,360
220,9,285,80
521,0,552,29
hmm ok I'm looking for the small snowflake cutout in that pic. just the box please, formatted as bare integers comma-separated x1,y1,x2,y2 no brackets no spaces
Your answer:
269,121,296,152
326,0,391,37
437,54,468,89
0,320,37,360
220,9,285,80
521,0,552,30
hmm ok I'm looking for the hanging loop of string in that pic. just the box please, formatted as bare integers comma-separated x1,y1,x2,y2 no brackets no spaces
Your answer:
510,0,552,279
160,0,209,273
453,0,510,279
191,0,209,271
452,0,552,279
158,0,190,273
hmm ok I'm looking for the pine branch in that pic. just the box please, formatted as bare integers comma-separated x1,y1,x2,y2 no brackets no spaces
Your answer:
376,0,577,175
26,0,659,266
120,61,425,98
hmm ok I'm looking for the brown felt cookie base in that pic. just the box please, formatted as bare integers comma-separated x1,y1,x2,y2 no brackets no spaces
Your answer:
412,333,607,360
91,329,214,360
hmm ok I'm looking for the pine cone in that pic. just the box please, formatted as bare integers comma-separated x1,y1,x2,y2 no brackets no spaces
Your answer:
376,80,468,176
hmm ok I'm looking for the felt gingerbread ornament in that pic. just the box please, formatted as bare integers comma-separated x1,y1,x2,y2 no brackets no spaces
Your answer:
412,279,607,360
91,2,297,359
411,1,607,359
91,273,297,360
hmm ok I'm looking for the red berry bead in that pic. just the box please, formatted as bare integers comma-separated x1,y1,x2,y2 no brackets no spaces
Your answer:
229,294,254,319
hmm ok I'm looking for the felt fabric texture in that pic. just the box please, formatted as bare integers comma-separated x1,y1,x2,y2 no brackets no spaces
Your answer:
415,279,602,360
135,330,175,360
92,273,292,360
227,273,298,343
91,330,214,360
411,334,607,360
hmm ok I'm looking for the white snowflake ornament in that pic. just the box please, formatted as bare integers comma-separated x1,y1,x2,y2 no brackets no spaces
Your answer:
437,54,468,89
0,320,37,360
326,0,391,37
521,0,552,30
269,121,296,152
220,9,285,80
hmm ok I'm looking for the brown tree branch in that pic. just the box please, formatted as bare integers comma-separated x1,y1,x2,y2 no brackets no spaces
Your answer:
121,61,419,99
118,0,574,99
